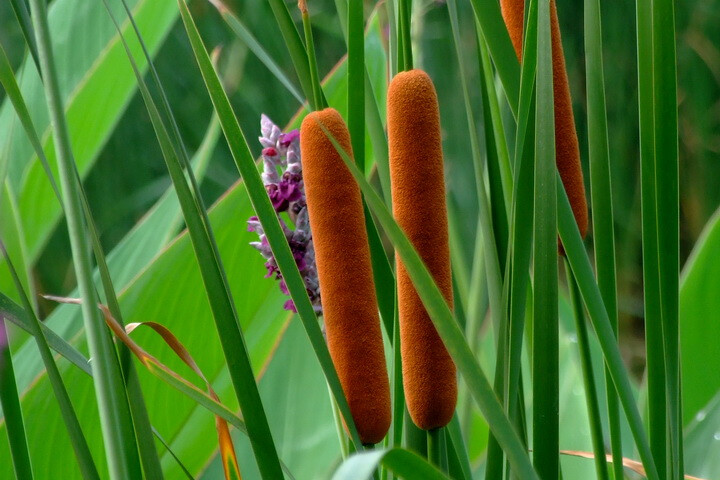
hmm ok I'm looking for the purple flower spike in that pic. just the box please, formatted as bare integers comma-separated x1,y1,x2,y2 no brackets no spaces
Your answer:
248,115,322,315
279,129,299,148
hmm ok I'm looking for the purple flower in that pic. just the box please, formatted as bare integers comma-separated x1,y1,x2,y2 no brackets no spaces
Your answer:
266,178,302,212
249,115,322,315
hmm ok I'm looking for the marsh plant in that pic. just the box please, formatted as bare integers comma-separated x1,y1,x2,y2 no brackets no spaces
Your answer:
0,0,718,478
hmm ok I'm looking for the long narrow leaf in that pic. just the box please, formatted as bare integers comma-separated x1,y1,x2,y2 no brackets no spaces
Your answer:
0,319,33,480
175,0,365,452
319,122,539,480
27,0,144,477
0,244,100,480
557,173,659,480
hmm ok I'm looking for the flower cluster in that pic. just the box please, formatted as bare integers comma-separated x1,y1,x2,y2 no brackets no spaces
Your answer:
248,115,322,314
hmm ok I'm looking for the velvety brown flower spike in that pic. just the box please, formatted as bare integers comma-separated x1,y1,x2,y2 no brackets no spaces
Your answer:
502,0,589,246
300,108,392,445
387,69,457,430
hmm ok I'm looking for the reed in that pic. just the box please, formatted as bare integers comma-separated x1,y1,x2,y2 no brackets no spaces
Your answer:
387,69,457,431
301,108,392,445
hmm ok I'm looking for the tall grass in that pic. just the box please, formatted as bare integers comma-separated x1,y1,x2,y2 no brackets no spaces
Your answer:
0,0,707,478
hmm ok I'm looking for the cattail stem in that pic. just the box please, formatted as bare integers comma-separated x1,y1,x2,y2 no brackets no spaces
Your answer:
501,0,589,244
301,108,392,445
388,69,457,431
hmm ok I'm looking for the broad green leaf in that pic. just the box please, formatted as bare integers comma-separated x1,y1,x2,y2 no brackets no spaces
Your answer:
0,0,178,264
683,392,720,479
331,448,449,480
680,208,720,424
0,179,290,478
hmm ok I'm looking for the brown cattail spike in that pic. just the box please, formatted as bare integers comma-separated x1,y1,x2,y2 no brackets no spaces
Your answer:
387,69,457,430
502,0,589,243
300,108,391,445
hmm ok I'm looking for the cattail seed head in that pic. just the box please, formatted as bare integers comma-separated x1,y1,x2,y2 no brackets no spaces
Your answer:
300,108,392,444
387,69,457,430
502,0,589,244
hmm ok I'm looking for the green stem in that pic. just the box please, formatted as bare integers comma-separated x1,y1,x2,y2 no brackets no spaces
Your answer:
427,428,444,470
397,0,412,70
566,262,610,480
0,320,34,480
532,0,559,476
301,9,324,111
636,0,666,476
27,0,143,477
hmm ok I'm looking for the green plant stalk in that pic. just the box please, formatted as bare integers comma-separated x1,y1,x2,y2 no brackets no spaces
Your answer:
558,173,659,480
211,2,304,103
486,1,539,474
583,0,624,475
115,1,285,474
531,0,559,475
466,0,520,117
320,124,539,480
652,0,683,476
397,0,412,70
446,0,504,346
301,9,324,111
445,416,473,480
27,0,144,477
176,0,366,454
1,243,100,480
478,36,513,211
0,319,34,480
4,17,163,472
348,0,365,171
266,0,316,105
636,0,666,476
9,0,40,74
386,0,400,77
427,428,444,471
566,262,610,480
0,291,284,478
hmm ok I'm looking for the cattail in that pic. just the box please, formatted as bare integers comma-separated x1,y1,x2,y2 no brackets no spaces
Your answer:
502,0,589,241
387,69,457,430
300,108,392,445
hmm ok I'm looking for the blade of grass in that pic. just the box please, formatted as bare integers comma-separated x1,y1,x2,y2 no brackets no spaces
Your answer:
265,0,315,104
348,0,364,171
652,0,683,476
8,0,40,74
531,0,559,476
3,10,165,474
636,0,666,474
299,1,324,111
557,173,659,480
397,0,412,70
446,0,503,321
445,415,472,480
108,3,287,476
175,0,365,452
484,4,539,476
208,0,304,104
583,0,624,476
27,0,144,476
0,43,60,203
466,0,520,117
0,292,92,376
0,319,33,480
0,243,100,480
319,122,539,480
566,261,610,480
